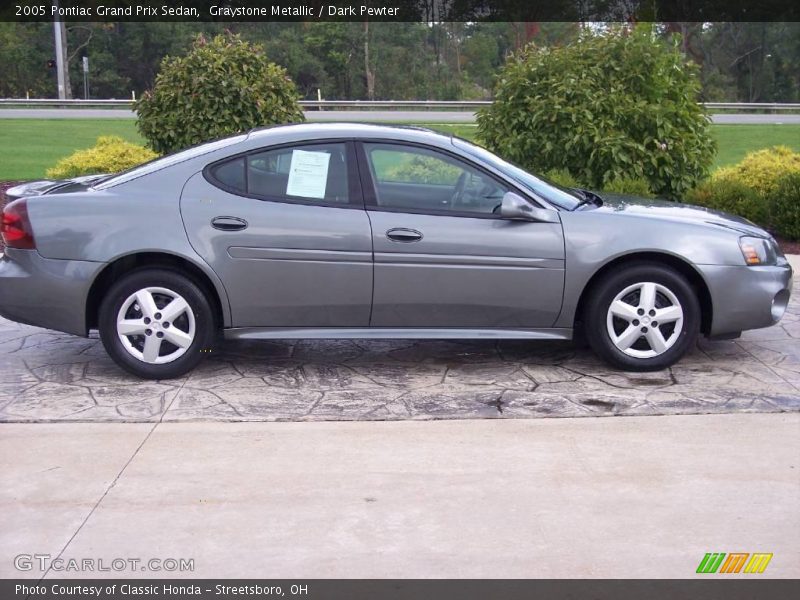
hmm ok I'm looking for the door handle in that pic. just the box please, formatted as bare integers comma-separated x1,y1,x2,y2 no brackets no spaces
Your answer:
211,216,248,231
386,228,423,243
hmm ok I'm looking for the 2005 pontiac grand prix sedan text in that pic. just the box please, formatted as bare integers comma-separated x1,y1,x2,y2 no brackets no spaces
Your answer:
0,124,793,379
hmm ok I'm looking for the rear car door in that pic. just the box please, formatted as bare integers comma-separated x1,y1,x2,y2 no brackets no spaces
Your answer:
358,141,565,328
180,141,373,327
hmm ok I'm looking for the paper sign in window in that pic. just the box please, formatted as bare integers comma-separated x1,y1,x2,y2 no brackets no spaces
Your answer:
286,150,330,199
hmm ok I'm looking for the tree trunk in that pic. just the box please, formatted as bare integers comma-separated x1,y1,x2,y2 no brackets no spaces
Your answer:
364,21,375,100
59,20,72,98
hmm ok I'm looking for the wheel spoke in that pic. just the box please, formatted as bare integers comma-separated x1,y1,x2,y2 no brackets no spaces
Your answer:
645,327,668,354
142,335,162,363
655,305,683,323
610,300,639,322
638,282,657,312
164,327,192,349
614,325,642,350
135,290,158,319
117,318,147,336
160,297,189,322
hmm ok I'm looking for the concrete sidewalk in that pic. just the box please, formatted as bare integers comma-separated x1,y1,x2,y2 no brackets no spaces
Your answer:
1,414,798,578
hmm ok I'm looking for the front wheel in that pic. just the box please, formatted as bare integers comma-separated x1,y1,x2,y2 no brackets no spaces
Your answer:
585,263,700,371
99,269,216,379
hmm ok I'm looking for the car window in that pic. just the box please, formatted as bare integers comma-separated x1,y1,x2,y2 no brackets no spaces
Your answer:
210,157,245,192
248,143,349,204
208,143,349,204
452,137,581,210
364,143,508,216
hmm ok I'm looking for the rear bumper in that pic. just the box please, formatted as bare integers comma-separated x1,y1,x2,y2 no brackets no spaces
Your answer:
0,249,102,336
700,260,793,337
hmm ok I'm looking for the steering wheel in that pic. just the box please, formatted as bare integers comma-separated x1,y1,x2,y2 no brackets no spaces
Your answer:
449,172,468,208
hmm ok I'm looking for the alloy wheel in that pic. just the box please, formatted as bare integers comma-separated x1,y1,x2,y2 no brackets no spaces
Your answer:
116,287,196,364
605,281,684,359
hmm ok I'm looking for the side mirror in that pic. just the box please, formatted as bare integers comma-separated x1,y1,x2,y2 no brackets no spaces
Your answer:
500,192,559,223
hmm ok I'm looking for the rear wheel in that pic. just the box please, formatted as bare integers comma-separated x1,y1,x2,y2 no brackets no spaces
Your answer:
585,263,700,371
99,269,215,379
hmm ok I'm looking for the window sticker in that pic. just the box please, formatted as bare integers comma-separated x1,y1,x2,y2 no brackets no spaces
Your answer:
286,150,331,199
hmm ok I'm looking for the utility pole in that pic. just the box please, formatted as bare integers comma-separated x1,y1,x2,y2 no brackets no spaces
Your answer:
52,0,71,99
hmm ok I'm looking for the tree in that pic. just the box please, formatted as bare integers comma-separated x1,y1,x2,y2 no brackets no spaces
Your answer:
477,25,717,199
135,33,305,154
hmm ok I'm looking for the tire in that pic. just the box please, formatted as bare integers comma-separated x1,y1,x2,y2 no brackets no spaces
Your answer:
98,268,216,379
585,262,700,371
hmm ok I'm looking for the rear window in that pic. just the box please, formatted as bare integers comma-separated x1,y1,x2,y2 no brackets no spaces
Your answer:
207,143,350,205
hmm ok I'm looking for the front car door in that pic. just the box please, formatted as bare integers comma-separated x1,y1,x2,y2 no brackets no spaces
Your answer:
181,140,373,327
358,141,565,328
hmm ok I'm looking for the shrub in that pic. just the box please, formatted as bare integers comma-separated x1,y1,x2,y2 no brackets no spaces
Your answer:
382,154,461,185
709,146,800,197
601,176,654,198
543,168,581,189
477,25,716,200
136,33,305,155
46,136,158,179
686,178,767,225
768,172,800,240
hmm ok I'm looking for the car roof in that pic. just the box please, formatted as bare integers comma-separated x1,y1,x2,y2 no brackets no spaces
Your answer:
245,122,455,147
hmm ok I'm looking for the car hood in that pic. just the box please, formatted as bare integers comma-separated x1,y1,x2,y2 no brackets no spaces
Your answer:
593,193,770,238
5,174,108,201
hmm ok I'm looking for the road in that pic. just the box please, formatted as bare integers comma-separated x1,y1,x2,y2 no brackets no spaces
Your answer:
1,108,799,124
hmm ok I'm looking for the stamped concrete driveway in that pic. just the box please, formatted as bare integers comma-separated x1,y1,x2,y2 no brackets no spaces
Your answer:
1,259,798,423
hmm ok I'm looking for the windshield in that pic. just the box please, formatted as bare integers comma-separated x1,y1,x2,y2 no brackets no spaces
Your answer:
452,137,582,210
93,134,248,190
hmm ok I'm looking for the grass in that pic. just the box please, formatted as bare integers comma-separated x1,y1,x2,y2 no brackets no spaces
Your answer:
711,125,800,167
0,119,798,181
0,119,144,181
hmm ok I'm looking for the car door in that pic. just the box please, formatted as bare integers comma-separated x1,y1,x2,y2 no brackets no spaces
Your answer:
358,141,565,328
180,140,373,327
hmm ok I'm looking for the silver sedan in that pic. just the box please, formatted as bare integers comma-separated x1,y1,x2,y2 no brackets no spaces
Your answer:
0,124,793,379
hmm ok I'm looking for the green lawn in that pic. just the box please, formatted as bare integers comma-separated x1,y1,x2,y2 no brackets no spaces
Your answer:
0,119,798,181
0,119,144,181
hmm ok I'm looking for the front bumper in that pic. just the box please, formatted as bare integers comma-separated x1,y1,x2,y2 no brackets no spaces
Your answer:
0,249,103,336
700,259,793,337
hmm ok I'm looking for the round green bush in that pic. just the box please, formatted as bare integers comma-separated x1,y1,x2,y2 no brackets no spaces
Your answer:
769,172,800,240
46,136,158,179
477,25,716,200
686,178,767,226
136,34,305,155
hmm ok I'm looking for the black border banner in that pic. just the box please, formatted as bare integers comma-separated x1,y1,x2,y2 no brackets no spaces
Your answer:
2,0,799,23
3,579,800,600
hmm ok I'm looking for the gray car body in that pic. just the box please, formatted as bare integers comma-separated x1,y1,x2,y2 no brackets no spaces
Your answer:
0,123,793,343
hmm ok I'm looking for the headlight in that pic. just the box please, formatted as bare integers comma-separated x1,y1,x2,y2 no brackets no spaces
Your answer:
739,236,777,266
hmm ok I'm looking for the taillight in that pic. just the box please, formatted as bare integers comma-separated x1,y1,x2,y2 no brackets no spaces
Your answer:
1,199,36,249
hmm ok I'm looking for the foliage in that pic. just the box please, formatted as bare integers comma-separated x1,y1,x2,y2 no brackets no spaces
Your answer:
2,22,800,104
380,154,461,185
544,168,653,197
45,136,157,179
477,25,717,200
687,147,800,239
601,177,655,198
686,178,767,226
709,146,800,196
767,172,800,240
543,168,581,189
135,34,305,154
